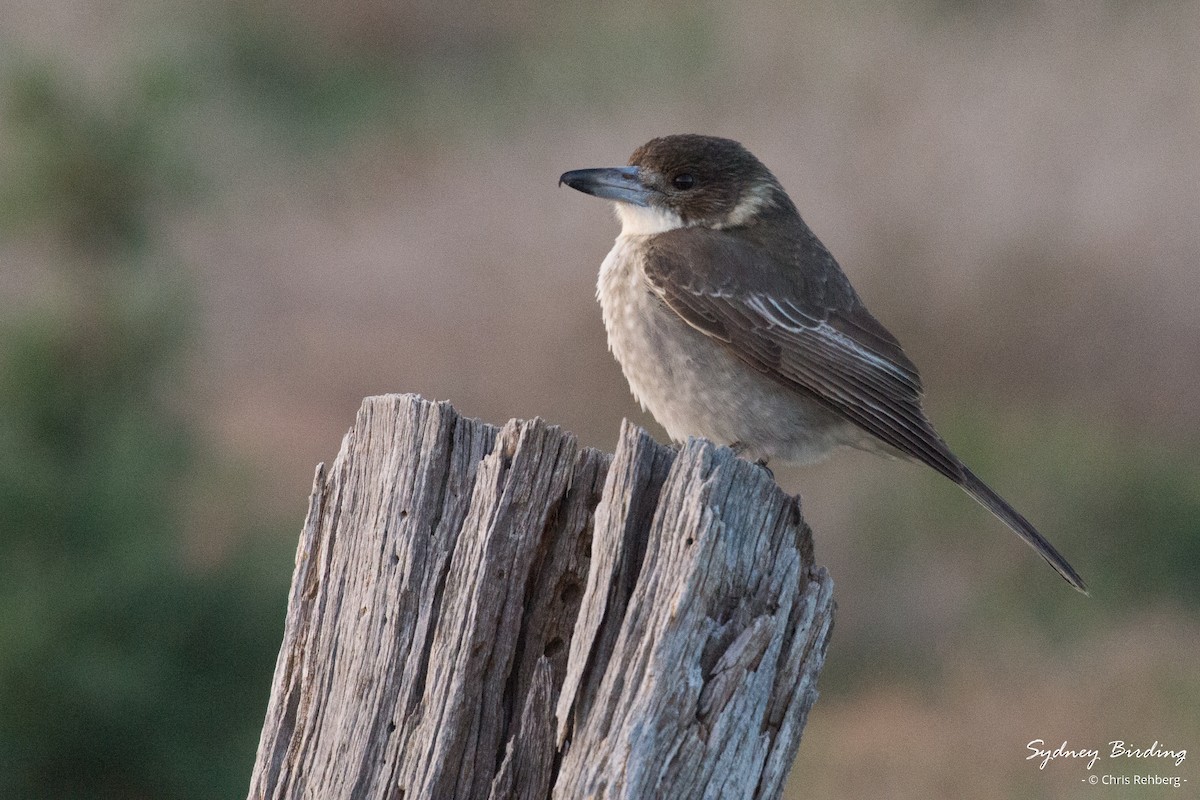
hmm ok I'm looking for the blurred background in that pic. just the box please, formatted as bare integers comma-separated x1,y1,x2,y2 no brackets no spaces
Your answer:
1,0,1197,797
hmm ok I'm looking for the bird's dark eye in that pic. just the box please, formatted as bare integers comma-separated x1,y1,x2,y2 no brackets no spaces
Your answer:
671,173,696,190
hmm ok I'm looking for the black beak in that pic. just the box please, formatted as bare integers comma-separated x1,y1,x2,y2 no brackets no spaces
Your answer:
559,166,653,207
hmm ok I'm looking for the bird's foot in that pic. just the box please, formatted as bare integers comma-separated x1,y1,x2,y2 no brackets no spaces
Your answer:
730,441,775,479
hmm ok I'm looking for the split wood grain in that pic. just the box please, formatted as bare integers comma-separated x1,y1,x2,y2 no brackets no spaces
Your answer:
247,394,834,800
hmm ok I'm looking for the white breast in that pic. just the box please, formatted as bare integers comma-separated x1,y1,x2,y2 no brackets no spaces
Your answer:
594,231,856,464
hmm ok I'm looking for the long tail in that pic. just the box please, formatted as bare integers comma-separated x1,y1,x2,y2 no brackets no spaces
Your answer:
957,467,1088,594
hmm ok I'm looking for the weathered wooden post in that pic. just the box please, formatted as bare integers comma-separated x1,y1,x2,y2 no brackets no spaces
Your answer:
247,394,834,800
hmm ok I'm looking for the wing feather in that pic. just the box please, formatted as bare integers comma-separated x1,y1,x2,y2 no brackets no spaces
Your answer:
639,225,1086,592
644,231,961,480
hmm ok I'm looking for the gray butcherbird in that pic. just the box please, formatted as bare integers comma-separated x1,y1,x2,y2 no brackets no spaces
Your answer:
560,133,1086,593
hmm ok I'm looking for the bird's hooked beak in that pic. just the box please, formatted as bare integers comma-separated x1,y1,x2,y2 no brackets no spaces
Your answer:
559,166,653,207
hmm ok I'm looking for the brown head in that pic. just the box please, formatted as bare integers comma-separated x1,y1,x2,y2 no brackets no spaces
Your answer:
560,134,793,234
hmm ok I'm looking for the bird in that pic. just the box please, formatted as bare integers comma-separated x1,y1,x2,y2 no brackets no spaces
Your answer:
559,134,1086,593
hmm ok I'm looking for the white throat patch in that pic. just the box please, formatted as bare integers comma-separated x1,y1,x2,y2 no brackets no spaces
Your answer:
615,202,686,236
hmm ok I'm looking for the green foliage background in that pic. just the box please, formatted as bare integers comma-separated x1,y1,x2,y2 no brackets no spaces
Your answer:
1,2,1196,798
0,62,290,798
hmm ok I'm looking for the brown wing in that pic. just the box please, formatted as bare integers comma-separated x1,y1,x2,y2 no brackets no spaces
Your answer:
640,226,1087,592
642,229,962,481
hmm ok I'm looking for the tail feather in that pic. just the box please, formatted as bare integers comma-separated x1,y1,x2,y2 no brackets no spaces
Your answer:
957,467,1088,594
